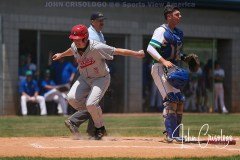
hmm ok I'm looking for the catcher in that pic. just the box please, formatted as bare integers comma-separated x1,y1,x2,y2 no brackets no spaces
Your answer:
147,5,199,143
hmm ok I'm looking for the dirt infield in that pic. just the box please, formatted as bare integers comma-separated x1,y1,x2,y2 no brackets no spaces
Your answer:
0,136,239,158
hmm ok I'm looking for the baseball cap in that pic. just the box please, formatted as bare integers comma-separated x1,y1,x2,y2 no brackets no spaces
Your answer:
25,70,33,76
164,5,180,19
90,12,106,20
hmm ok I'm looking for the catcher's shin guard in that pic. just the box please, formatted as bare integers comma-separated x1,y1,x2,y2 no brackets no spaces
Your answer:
175,92,184,137
164,113,178,138
163,103,178,138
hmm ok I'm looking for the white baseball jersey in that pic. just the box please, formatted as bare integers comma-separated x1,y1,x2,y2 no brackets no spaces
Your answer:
71,40,115,78
214,68,225,83
148,24,183,99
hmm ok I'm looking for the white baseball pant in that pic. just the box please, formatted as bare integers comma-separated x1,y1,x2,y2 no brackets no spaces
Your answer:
21,95,47,116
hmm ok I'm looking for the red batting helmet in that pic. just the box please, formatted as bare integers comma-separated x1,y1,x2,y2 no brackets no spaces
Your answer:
69,24,89,40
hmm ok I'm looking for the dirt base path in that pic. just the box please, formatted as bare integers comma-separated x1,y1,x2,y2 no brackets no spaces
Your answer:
0,137,239,158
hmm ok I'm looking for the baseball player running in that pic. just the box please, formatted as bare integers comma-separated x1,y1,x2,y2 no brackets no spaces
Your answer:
52,24,145,140
67,12,108,139
147,5,199,143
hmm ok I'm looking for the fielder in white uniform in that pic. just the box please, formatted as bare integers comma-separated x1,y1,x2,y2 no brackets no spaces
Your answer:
147,5,186,143
52,24,144,140
214,61,228,113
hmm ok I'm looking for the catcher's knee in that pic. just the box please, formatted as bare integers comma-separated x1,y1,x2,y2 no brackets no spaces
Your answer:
175,92,185,103
163,92,186,117
164,92,185,103
163,92,178,104
163,102,177,118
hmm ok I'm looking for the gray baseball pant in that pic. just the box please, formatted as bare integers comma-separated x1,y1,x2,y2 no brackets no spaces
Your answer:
67,74,110,131
68,110,95,136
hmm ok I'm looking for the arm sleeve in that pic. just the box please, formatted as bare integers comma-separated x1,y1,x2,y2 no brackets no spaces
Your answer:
147,27,165,61
96,43,115,60
147,45,162,61
149,27,165,48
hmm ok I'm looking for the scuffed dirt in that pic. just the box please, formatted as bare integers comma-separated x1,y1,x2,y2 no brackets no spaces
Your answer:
0,137,239,158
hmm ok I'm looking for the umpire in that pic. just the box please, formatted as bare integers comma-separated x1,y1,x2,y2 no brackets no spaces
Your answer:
88,12,106,44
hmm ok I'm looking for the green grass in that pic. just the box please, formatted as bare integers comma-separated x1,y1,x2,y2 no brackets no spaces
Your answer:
0,155,240,160
0,114,239,137
0,114,239,160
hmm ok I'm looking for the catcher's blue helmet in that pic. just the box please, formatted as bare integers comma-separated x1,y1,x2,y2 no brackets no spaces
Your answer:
166,68,189,89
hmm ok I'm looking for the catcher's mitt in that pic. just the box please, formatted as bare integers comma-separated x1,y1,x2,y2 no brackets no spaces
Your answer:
184,54,200,72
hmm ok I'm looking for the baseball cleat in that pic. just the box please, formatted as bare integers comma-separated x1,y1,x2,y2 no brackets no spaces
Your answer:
94,126,107,140
222,108,229,114
163,131,173,143
164,136,174,143
64,119,81,139
173,137,186,143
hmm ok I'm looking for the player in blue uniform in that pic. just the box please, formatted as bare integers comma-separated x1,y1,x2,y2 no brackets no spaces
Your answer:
20,70,47,116
41,69,68,115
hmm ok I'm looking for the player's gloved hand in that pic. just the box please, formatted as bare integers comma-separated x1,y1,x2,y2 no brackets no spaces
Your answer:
136,50,145,58
52,53,62,61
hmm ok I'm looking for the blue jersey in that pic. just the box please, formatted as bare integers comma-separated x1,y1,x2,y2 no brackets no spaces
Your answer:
52,61,77,85
41,79,56,95
19,79,39,96
149,24,183,63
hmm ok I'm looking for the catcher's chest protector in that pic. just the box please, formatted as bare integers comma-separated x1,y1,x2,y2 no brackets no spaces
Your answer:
161,25,183,61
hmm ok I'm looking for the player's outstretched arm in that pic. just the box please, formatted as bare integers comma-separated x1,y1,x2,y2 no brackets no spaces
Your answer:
114,48,145,58
52,48,73,61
